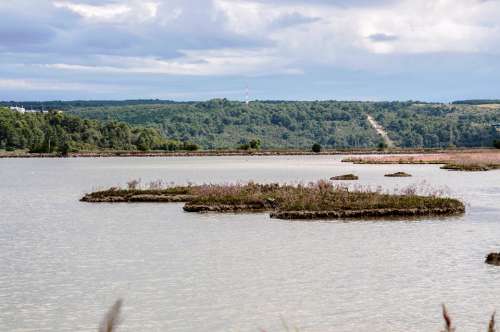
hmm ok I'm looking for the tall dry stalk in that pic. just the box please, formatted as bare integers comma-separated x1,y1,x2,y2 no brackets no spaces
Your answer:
99,299,123,332
489,311,496,332
127,179,141,190
441,304,455,332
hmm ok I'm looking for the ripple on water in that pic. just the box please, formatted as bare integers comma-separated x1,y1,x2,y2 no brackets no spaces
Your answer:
1,156,500,332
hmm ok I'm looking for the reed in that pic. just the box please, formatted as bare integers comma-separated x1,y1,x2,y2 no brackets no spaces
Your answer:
489,312,496,332
82,180,465,219
344,151,500,171
99,299,123,332
441,304,455,332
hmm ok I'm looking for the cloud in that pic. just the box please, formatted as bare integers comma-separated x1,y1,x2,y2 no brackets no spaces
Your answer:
0,78,124,92
215,0,500,58
44,48,302,76
2,0,500,100
53,1,131,21
0,22,55,46
270,12,321,29
249,0,397,8
368,33,398,42
52,0,161,23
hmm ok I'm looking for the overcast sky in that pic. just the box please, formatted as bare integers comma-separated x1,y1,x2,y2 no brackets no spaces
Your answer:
1,0,500,101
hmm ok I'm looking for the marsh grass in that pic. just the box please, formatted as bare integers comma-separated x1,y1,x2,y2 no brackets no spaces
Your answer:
344,151,500,171
441,304,455,332
88,179,460,211
440,305,496,332
99,299,123,332
489,312,496,332
82,180,465,219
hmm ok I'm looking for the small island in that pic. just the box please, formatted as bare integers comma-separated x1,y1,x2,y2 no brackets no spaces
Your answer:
330,174,359,181
485,252,500,266
440,163,494,172
385,172,412,177
81,181,465,220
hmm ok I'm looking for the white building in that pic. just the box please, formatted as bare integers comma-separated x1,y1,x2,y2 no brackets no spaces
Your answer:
8,106,47,113
9,106,26,113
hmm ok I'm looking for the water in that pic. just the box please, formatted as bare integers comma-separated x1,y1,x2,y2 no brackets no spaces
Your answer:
1,155,500,332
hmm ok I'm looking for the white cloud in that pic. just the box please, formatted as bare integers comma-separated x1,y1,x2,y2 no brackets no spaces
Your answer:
35,0,500,78
53,0,160,23
215,0,500,58
53,1,131,21
353,0,500,54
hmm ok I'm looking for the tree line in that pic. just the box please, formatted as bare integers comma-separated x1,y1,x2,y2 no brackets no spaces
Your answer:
0,108,198,153
68,99,500,149
369,102,500,148
4,100,500,150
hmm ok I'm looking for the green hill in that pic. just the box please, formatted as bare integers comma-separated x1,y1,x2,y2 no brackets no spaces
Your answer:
67,99,382,149
66,99,500,149
370,102,500,147
3,100,500,151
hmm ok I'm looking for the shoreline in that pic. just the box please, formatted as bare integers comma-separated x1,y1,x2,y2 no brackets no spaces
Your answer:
343,150,500,172
0,147,496,159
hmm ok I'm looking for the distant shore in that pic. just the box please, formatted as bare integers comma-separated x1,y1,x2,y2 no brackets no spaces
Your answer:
343,149,500,171
0,147,496,159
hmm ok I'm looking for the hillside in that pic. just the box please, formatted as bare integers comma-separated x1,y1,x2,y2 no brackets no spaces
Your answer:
65,100,500,149
68,99,382,149
3,100,499,150
370,102,500,147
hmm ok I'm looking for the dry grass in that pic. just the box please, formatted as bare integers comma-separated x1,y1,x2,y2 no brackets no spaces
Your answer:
344,151,500,171
82,180,465,219
440,305,496,332
99,299,123,332
441,304,455,332
477,104,500,109
489,312,496,332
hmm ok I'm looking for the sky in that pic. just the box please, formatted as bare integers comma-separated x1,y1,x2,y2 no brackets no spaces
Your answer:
1,0,500,101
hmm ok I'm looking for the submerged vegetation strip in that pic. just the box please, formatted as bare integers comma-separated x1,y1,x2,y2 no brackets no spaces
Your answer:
82,180,465,220
343,151,500,172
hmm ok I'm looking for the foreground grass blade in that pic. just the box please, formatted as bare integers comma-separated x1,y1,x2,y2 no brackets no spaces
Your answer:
99,299,123,332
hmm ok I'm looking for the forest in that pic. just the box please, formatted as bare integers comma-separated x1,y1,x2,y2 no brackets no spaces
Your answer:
2,100,500,151
452,99,500,105
68,99,382,149
0,107,196,153
67,100,500,149
369,102,500,147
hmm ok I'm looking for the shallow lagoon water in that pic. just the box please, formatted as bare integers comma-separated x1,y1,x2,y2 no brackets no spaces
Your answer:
1,155,500,331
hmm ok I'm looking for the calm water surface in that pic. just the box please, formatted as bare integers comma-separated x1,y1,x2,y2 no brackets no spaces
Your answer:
1,155,500,332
